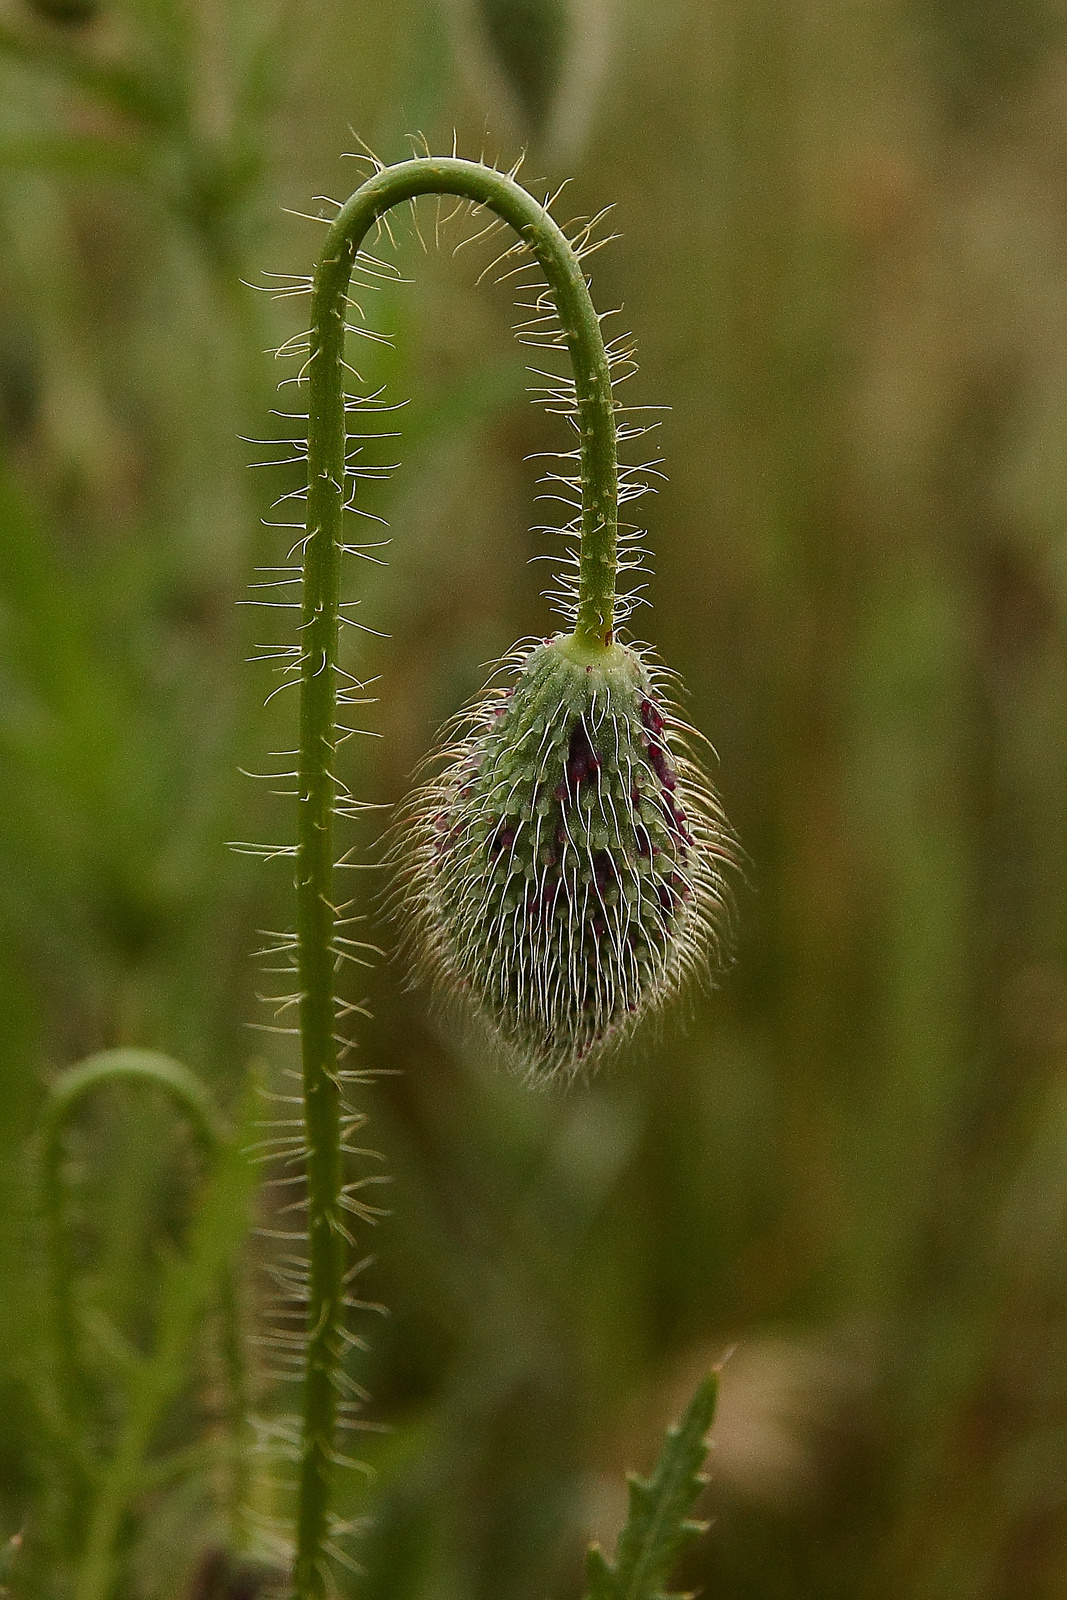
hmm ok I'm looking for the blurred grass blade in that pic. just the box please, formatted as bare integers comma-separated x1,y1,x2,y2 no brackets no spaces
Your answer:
584,1370,717,1600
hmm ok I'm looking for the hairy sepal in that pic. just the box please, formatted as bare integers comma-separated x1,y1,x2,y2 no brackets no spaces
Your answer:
391,633,734,1080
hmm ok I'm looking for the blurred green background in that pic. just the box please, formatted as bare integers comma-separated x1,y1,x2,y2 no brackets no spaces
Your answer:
4,0,1067,1594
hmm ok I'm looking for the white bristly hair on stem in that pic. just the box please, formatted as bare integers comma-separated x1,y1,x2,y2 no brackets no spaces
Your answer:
240,149,737,1595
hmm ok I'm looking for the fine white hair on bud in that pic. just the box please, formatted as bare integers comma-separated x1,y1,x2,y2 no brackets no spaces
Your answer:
389,632,736,1079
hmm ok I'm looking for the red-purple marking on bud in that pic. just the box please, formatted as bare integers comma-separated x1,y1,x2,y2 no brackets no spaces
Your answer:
565,717,600,791
646,737,676,791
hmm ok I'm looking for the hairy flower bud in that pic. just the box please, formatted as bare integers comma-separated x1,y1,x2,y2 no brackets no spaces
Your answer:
391,633,735,1078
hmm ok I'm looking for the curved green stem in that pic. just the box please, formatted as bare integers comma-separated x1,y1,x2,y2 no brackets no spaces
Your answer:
296,156,619,1597
42,1050,250,1590
42,1051,221,1447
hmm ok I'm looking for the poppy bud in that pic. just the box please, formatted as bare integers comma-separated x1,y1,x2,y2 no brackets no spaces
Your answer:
392,633,734,1078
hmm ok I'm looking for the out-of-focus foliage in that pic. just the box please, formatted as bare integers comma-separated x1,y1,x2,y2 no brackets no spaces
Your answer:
3,0,1067,1595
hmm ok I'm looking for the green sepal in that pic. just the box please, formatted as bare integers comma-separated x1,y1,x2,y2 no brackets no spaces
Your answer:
583,1370,718,1600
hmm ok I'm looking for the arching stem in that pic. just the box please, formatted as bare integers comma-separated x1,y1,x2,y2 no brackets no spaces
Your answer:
42,1051,222,1466
295,156,620,1596
41,1050,250,1593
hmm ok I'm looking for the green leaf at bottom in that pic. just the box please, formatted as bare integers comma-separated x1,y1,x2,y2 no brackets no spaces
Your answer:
584,1370,718,1600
